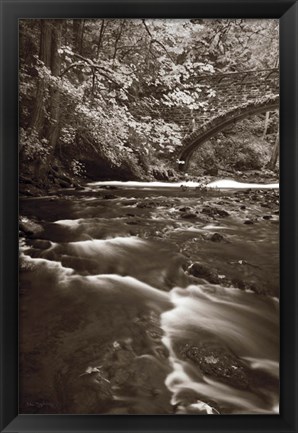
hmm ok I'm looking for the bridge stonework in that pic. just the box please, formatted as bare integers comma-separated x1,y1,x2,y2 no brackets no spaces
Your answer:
178,94,279,170
131,68,279,171
162,68,279,134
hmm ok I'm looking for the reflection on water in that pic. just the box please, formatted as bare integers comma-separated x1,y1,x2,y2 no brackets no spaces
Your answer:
19,182,279,414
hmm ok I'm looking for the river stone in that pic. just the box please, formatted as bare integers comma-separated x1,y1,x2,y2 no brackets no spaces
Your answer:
181,342,250,390
102,194,117,199
68,373,113,413
210,232,224,242
122,200,137,206
30,239,51,249
244,219,254,224
201,207,229,218
181,212,197,219
126,220,140,225
176,400,220,415
19,218,43,237
136,201,155,208
19,185,35,196
188,262,219,283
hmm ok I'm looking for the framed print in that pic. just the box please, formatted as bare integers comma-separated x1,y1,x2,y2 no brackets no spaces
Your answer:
0,0,297,432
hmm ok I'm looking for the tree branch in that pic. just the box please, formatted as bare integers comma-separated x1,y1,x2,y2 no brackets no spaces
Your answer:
141,19,175,62
60,61,84,77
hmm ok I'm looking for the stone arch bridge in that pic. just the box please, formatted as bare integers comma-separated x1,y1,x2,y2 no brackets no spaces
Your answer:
176,68,279,170
178,94,279,170
134,68,279,171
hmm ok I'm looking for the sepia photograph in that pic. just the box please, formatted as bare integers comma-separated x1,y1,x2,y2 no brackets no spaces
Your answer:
19,18,279,415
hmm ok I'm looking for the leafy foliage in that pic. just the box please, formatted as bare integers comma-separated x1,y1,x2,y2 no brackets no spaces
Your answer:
19,18,279,181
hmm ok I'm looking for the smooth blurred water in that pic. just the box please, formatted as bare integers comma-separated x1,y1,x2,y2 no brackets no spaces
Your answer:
19,182,279,414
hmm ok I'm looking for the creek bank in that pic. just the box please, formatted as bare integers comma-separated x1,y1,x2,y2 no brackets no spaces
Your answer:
19,162,278,198
19,163,82,197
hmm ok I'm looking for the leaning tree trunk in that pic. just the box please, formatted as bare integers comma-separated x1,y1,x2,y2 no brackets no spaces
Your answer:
96,20,106,60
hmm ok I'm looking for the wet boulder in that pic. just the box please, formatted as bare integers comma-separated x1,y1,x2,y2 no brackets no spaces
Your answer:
19,217,43,237
210,232,224,242
59,367,113,413
188,262,219,284
181,342,250,390
181,212,197,219
136,201,156,209
201,206,229,218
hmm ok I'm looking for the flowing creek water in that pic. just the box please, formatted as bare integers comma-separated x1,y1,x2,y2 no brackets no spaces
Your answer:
19,180,279,414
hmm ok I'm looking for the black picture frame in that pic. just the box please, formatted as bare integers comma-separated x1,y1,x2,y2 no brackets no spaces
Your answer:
0,0,297,432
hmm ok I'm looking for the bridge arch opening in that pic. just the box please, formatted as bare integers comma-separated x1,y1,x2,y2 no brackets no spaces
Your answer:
177,96,279,172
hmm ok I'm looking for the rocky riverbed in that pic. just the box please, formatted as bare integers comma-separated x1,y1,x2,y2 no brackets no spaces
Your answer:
19,176,279,414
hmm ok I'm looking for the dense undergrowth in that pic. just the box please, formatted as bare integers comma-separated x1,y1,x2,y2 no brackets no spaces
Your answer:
19,19,279,191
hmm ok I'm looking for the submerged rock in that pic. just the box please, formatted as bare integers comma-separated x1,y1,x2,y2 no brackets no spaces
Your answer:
244,219,254,225
102,194,118,200
179,206,191,212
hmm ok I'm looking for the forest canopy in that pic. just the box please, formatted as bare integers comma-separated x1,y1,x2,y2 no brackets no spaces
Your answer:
19,19,279,187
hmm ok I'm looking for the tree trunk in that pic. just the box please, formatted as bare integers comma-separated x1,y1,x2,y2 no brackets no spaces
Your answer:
29,20,52,134
79,20,85,55
73,19,84,55
96,20,105,60
112,20,125,67
267,124,279,170
47,20,63,153
28,20,63,180
262,111,270,139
